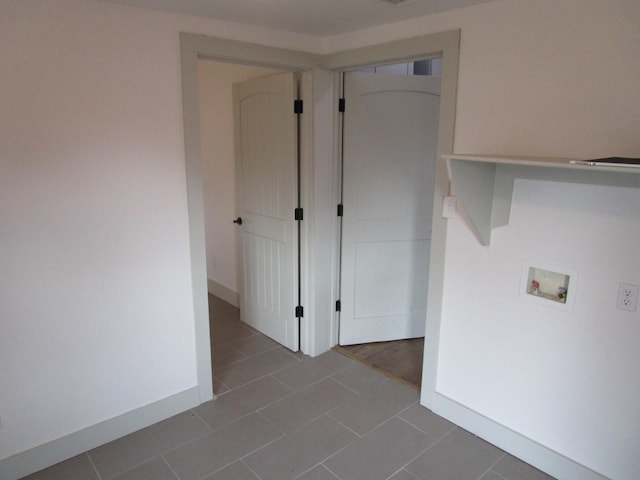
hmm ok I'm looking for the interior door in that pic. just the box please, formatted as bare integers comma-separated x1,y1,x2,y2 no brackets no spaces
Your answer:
339,71,440,345
233,72,299,351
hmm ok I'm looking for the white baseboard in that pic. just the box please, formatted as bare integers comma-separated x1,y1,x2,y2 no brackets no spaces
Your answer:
0,387,201,480
430,393,607,480
207,279,239,307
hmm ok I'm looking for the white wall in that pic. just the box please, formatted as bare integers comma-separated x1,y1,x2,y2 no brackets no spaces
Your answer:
440,179,640,480
0,0,316,475
328,1,640,479
197,60,280,303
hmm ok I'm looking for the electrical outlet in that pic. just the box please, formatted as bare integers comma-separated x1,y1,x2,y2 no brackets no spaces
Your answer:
617,283,639,312
442,195,457,218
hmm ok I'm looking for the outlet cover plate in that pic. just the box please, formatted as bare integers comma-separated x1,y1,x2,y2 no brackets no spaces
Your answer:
617,283,639,312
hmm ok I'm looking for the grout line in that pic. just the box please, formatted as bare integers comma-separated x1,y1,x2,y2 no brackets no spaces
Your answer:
254,410,287,436
393,425,462,478
291,462,339,480
280,369,350,393
98,458,156,480
100,413,214,479
391,445,430,478
213,351,303,392
160,455,182,480
395,409,457,440
320,461,344,480
189,408,214,432
327,376,362,396
241,458,263,480
386,466,421,480
325,411,363,438
267,372,298,394
394,414,432,434
475,452,508,480
229,336,282,354
211,344,250,368
396,400,419,416
214,370,287,393
212,377,231,395
86,452,104,480
188,420,285,480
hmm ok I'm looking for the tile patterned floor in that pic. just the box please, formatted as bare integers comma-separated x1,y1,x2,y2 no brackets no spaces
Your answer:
22,295,555,480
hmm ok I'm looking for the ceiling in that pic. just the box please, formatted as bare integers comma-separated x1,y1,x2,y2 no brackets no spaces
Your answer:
96,0,495,36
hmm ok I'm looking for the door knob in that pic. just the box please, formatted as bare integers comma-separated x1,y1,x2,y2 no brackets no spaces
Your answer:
233,217,243,225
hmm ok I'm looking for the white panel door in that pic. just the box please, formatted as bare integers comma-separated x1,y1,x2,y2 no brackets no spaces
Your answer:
340,71,440,345
233,72,298,351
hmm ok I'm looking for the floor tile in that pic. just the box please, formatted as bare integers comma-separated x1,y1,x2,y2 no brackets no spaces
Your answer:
208,295,239,313
491,454,556,480
212,344,247,368
163,413,282,480
195,376,292,430
89,411,210,479
209,312,239,324
20,453,99,480
405,428,504,480
260,378,358,433
329,377,418,435
398,404,457,439
324,417,432,480
273,350,353,391
214,348,299,389
330,361,389,394
213,375,230,395
479,472,506,480
109,457,178,480
230,333,280,357
210,322,256,347
295,465,341,480
388,470,422,480
244,415,357,480
202,461,259,480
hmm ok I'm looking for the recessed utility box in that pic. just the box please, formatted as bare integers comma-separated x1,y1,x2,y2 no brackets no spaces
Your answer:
521,263,577,311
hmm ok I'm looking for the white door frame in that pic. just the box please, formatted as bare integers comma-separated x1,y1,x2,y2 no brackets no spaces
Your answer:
180,31,460,407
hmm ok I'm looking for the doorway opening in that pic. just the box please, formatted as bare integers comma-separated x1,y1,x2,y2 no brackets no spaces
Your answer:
181,30,461,405
335,58,442,391
197,59,282,308
197,60,301,388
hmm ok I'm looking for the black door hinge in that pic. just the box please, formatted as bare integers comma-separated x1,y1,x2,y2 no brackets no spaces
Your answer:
337,204,343,217
295,207,304,221
335,300,342,312
338,98,345,113
295,305,304,318
294,99,303,114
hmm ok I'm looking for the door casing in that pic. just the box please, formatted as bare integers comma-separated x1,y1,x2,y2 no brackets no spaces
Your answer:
180,31,461,407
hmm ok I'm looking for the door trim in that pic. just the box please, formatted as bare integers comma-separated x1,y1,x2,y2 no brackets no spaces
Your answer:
180,36,321,402
180,30,460,405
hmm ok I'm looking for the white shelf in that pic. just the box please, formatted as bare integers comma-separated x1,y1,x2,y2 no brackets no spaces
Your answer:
444,154,640,245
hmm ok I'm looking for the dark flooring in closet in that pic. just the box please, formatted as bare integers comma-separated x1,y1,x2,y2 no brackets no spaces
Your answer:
334,338,424,390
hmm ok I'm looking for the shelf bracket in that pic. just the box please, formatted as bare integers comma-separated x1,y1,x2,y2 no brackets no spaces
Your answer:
445,153,640,246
